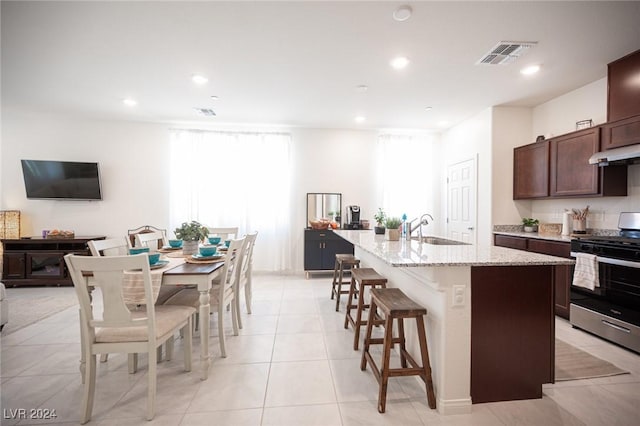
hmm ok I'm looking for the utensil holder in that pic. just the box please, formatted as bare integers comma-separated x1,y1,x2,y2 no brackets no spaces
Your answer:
573,218,587,234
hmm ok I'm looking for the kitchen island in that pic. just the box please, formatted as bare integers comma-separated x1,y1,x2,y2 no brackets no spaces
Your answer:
334,230,575,415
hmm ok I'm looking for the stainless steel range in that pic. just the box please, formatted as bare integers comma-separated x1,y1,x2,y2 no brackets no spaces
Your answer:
570,212,640,353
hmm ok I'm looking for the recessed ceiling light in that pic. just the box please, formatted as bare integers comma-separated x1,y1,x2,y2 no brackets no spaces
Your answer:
354,116,366,123
425,106,433,111
210,95,219,101
393,5,413,22
192,74,208,85
356,85,369,93
390,56,410,70
521,64,541,75
123,98,137,107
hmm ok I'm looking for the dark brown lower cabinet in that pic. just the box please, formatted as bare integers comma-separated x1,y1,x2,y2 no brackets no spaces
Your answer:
494,235,573,319
1,236,105,286
471,265,555,403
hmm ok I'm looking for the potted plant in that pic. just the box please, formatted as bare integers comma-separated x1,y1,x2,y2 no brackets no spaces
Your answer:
384,216,402,241
374,208,387,235
522,218,539,233
174,220,209,255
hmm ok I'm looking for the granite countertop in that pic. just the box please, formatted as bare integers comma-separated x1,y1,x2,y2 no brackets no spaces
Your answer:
335,230,575,268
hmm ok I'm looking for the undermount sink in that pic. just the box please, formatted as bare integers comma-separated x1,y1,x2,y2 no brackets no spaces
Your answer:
412,236,470,245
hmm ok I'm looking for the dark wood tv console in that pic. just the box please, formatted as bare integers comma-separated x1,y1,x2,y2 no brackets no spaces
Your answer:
1,236,105,287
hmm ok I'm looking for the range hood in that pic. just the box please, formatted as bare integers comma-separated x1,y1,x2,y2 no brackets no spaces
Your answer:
588,144,640,166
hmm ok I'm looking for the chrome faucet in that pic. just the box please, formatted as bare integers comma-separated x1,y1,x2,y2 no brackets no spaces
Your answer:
405,217,420,240
418,214,434,240
405,214,434,240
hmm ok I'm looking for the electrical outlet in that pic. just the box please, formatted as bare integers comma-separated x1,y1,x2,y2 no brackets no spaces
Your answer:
452,285,465,307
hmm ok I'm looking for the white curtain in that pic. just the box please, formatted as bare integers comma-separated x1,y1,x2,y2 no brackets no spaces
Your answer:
376,134,437,221
169,129,292,271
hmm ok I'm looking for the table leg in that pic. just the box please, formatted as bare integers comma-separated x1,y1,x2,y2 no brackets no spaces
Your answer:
199,289,211,380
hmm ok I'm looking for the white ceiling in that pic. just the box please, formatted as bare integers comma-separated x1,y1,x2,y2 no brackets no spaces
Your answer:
2,1,640,131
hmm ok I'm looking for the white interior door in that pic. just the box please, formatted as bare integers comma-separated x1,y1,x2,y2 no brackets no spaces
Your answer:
447,158,477,244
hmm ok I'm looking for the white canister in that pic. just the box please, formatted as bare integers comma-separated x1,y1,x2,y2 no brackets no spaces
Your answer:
561,211,572,236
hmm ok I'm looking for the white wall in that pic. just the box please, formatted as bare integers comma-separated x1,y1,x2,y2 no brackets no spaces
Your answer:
2,108,172,237
440,108,493,245
491,107,533,226
1,108,385,272
530,78,640,230
532,78,607,138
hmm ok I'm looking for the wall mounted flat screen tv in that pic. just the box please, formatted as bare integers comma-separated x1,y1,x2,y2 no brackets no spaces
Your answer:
21,159,103,200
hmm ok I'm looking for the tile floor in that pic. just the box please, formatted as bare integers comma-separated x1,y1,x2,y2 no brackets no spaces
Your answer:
1,273,639,425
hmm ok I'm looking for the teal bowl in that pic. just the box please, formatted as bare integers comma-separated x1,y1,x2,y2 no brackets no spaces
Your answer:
129,247,150,255
208,236,221,245
199,246,217,257
224,240,231,248
168,239,183,248
148,253,161,265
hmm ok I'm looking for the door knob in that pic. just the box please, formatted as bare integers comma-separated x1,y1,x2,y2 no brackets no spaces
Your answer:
467,227,474,230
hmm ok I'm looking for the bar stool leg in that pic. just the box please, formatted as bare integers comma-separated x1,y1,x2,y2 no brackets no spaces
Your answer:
360,299,377,371
416,316,437,409
344,276,356,329
330,259,339,300
335,262,346,311
397,317,408,368
378,315,395,413
353,281,367,350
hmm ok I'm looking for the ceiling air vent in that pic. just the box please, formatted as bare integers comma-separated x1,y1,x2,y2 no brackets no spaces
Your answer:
476,41,537,65
193,108,216,117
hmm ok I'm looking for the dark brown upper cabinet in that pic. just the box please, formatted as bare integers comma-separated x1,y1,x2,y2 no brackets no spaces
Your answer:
513,140,549,199
550,128,600,196
514,127,627,200
608,49,640,122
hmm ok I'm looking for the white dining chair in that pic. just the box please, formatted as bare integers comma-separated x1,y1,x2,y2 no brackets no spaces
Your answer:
88,237,129,257
236,231,258,328
65,253,195,423
134,230,169,250
163,236,246,357
89,236,181,365
206,226,238,241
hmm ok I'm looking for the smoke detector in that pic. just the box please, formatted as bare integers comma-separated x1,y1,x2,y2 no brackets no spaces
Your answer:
393,5,412,22
476,41,537,65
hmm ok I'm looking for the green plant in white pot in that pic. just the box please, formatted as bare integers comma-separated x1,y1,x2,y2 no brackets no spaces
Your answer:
174,220,209,255
374,208,387,235
522,218,539,233
384,216,402,241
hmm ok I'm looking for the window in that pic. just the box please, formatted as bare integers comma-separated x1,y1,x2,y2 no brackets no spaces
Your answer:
169,130,292,271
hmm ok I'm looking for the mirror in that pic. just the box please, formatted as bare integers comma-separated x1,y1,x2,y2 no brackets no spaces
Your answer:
307,193,342,227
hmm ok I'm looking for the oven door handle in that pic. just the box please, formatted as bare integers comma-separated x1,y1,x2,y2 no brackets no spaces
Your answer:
570,252,640,269
602,320,631,334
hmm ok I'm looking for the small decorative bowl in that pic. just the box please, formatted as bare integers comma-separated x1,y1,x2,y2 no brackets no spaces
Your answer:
129,247,150,255
148,253,161,265
168,239,183,248
224,240,231,248
208,237,221,245
199,246,217,257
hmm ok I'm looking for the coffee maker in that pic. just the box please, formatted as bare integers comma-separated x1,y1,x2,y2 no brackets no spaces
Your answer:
346,205,363,229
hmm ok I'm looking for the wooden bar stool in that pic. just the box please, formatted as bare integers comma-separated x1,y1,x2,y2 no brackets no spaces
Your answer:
344,268,387,350
331,254,360,311
361,288,436,413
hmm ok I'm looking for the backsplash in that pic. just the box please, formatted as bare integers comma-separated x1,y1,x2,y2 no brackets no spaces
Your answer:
493,224,619,236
